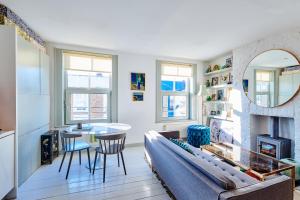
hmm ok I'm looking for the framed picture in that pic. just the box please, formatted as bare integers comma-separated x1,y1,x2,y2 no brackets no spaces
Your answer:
217,89,224,101
220,74,229,84
243,79,249,93
132,92,144,101
225,57,232,68
131,73,145,90
211,77,219,86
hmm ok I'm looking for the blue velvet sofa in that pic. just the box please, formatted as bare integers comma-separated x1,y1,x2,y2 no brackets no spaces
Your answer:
144,130,293,200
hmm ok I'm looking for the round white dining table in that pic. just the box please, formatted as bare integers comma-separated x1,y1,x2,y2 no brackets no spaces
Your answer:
66,123,131,170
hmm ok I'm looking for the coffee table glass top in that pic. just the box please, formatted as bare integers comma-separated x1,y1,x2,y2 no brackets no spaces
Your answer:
202,144,291,176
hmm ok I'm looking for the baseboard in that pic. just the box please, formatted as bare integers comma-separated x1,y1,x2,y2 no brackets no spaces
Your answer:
125,142,144,148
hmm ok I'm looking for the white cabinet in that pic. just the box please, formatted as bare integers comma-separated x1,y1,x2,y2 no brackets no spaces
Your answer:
0,132,15,199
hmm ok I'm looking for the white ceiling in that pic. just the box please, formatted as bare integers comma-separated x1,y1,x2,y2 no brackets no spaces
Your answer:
1,0,300,60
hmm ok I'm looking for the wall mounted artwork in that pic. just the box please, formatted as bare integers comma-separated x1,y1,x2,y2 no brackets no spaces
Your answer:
132,92,144,101
131,73,145,91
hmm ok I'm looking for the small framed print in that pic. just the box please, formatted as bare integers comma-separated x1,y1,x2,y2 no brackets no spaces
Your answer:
132,92,144,101
211,77,219,86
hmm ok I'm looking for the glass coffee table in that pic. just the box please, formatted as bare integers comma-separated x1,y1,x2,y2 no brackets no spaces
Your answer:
201,143,295,186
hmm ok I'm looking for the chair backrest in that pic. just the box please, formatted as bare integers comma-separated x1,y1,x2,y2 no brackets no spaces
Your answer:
60,131,82,152
95,133,126,154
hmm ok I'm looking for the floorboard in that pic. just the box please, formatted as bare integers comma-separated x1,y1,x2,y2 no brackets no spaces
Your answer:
18,146,171,200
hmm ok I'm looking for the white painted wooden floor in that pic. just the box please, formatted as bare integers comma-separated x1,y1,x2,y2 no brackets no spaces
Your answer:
18,146,171,200
18,145,300,200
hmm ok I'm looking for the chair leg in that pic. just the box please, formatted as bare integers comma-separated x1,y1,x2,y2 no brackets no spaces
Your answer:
93,151,98,175
66,151,74,179
117,153,120,167
120,152,127,175
87,148,91,173
103,154,107,183
59,152,66,172
79,150,81,165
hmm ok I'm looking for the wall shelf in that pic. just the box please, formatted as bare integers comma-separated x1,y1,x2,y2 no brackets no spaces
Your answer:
205,67,232,76
204,101,232,104
206,115,233,122
207,84,233,89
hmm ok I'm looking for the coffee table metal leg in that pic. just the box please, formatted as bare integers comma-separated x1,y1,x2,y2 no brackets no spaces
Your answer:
291,166,296,189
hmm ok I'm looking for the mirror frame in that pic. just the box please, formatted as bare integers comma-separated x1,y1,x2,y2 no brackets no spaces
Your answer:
242,49,300,107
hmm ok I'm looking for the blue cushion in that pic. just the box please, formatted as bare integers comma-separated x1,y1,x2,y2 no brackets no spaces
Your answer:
170,138,194,155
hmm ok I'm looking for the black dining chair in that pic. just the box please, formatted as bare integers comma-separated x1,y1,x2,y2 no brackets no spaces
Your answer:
93,133,127,183
59,131,91,179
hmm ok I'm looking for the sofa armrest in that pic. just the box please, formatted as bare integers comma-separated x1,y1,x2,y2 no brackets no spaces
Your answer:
158,130,180,139
219,175,293,200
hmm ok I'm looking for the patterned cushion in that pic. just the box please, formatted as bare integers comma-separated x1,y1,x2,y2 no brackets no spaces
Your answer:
170,138,195,155
187,125,210,147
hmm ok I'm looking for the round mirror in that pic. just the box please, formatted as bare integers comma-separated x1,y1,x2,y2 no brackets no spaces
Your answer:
243,49,300,107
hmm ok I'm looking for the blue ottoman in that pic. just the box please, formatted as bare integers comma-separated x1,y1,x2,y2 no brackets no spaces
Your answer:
187,125,210,148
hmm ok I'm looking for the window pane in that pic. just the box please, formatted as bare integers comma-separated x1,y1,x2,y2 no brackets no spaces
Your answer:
90,72,110,89
67,70,89,88
162,66,178,76
71,94,89,121
161,76,188,92
69,56,92,71
90,94,108,120
256,94,268,107
162,96,187,118
93,58,112,72
256,81,269,92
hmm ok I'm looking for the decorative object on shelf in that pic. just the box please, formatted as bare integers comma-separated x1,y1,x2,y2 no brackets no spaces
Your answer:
131,72,145,91
211,111,217,115
206,96,212,101
225,57,232,68
132,92,144,101
211,77,219,86
187,125,210,148
228,73,233,84
213,65,220,71
211,94,217,101
220,74,230,84
41,130,59,165
206,80,211,87
206,65,212,73
217,90,224,101
0,4,45,48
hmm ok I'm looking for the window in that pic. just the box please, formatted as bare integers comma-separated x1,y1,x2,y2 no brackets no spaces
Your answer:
64,52,113,124
255,70,274,107
157,61,196,121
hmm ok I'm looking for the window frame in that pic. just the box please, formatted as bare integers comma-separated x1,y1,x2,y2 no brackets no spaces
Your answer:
63,51,116,125
156,60,197,122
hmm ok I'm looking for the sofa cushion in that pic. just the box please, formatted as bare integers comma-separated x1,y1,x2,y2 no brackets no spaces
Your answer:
169,138,195,155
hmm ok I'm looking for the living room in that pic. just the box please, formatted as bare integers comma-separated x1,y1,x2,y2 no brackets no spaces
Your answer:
0,1,300,200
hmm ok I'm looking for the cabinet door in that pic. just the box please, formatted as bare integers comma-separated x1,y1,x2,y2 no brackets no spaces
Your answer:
0,134,14,199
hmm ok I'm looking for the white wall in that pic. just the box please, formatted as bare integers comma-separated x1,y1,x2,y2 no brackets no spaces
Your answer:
48,43,204,144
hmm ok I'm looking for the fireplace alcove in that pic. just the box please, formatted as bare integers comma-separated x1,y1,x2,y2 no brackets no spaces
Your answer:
250,114,295,159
